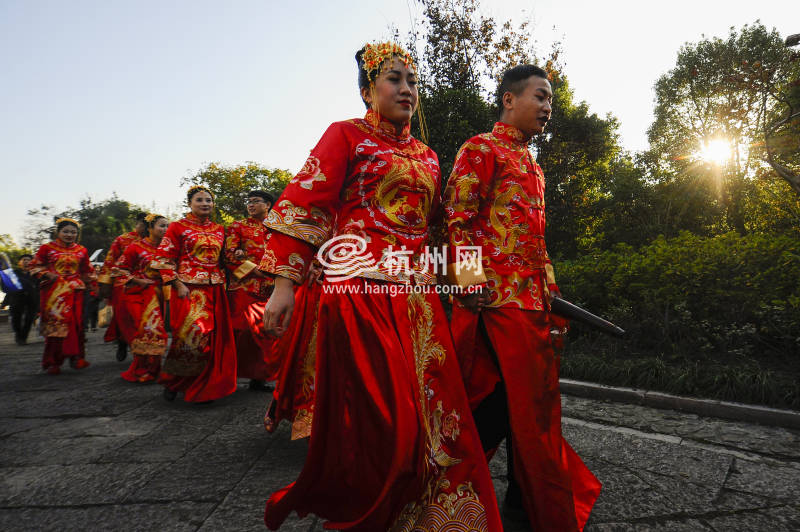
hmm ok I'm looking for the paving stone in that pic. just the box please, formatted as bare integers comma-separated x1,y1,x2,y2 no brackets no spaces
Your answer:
197,492,318,531
1,326,797,530
0,502,214,532
703,504,800,531
711,488,774,513
724,458,800,501
129,460,253,503
586,519,711,531
235,428,308,497
0,417,61,438
179,422,272,464
582,464,676,522
562,395,800,460
0,463,160,506
0,435,135,466
563,421,732,488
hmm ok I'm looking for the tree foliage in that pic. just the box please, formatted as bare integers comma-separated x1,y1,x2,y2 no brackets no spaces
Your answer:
407,0,537,178
0,234,33,266
533,75,621,258
407,0,623,261
22,195,145,258
180,162,292,223
647,23,800,234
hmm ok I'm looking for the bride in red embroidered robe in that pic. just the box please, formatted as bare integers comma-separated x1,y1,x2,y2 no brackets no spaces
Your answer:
259,43,502,531
152,187,238,403
29,219,92,375
114,214,170,383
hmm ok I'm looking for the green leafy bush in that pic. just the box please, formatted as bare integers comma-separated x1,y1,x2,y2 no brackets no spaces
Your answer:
558,232,800,409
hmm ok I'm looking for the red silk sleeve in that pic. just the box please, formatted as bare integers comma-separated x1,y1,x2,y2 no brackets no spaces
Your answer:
263,122,351,282
113,243,138,284
443,139,495,287
153,222,181,284
28,244,51,279
99,236,124,284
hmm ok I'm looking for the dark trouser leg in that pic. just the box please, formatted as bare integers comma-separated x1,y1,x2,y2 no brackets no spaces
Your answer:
88,299,99,329
10,303,23,340
472,317,522,506
472,379,509,451
20,300,35,341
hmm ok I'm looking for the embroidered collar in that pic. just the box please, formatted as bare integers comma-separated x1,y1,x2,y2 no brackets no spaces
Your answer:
365,109,411,141
185,212,212,226
52,239,78,250
492,122,528,147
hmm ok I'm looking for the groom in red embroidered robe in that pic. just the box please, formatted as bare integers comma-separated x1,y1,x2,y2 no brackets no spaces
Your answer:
225,190,277,390
445,64,602,531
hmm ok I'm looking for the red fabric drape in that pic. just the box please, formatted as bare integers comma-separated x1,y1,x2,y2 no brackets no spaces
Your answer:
264,281,322,440
228,290,278,381
158,284,237,402
265,279,502,532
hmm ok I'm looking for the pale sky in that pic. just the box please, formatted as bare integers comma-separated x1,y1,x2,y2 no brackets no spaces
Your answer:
1,0,797,244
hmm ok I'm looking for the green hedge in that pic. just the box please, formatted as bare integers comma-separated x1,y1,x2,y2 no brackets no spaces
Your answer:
557,232,800,409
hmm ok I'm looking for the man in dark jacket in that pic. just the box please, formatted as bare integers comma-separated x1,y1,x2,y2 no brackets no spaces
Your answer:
1,254,39,345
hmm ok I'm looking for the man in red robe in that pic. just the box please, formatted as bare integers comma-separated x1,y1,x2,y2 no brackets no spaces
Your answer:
225,190,277,391
99,212,147,361
444,64,601,531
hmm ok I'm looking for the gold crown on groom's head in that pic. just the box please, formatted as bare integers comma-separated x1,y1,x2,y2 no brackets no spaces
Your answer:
187,185,214,200
55,217,80,228
360,41,416,82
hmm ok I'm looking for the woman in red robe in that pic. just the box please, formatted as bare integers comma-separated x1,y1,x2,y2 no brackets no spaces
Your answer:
259,42,502,531
29,218,92,375
114,214,170,383
152,187,238,403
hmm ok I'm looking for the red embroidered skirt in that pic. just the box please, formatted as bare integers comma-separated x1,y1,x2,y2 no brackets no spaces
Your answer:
264,278,502,532
117,283,167,381
158,284,237,402
40,280,85,367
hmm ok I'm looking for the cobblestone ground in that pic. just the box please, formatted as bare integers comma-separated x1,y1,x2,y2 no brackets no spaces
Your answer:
0,326,798,531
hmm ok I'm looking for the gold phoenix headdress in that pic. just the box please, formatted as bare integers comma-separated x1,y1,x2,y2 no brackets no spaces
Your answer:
187,185,214,200
359,41,428,143
55,217,81,228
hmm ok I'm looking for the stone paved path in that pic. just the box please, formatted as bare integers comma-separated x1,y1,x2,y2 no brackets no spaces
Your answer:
1,326,798,531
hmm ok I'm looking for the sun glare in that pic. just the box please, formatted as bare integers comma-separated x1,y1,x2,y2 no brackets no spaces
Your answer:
696,138,732,165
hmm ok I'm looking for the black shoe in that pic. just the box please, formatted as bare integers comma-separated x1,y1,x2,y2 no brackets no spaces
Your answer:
163,388,177,402
15,338,26,346
248,379,274,392
194,400,214,405
115,341,128,362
